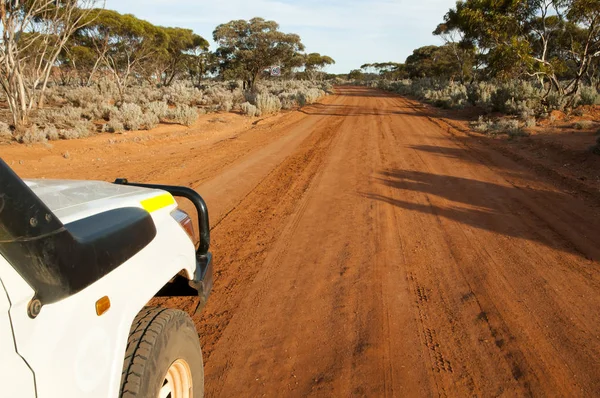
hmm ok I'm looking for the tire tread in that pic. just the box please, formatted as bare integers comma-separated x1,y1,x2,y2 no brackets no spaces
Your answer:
120,306,191,397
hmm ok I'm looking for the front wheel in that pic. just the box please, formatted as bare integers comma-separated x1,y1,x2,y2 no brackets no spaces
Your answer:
120,307,204,398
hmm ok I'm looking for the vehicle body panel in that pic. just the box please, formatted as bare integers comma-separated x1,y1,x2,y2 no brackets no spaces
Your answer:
0,278,36,398
0,180,198,397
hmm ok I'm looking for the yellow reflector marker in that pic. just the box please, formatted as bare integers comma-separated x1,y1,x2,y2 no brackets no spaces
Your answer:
141,193,176,213
96,296,111,316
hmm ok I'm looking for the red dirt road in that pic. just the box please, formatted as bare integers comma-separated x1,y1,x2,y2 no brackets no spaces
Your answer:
3,87,600,397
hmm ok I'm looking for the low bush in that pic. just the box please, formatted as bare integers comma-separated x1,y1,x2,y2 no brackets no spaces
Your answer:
470,116,494,133
278,93,299,109
110,103,144,131
39,106,94,137
470,116,526,136
425,83,468,109
254,94,282,115
297,88,325,106
3,79,333,143
145,101,170,120
219,100,233,112
524,116,537,128
103,120,125,133
491,81,541,115
17,125,47,144
578,86,600,106
0,122,12,139
575,121,594,130
168,105,198,126
240,102,258,117
59,127,89,140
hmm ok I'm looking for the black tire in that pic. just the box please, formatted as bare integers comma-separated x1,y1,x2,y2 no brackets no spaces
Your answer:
120,307,204,398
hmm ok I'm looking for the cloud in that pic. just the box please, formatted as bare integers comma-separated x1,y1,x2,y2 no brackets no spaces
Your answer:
105,0,455,73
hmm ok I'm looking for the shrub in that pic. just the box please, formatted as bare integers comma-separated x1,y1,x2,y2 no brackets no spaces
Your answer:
140,112,160,130
0,122,12,139
163,82,203,106
470,116,525,136
109,103,159,130
17,126,47,144
43,106,83,127
39,106,94,137
575,121,594,130
219,100,233,112
467,81,496,110
43,125,60,140
470,116,493,133
578,86,599,106
169,105,198,126
64,86,106,108
240,102,258,117
112,103,143,130
297,88,324,106
278,93,298,109
424,83,468,109
547,91,568,111
524,117,537,128
145,101,170,120
491,81,541,115
254,94,282,115
103,121,125,133
205,85,234,106
495,119,522,135
59,128,87,140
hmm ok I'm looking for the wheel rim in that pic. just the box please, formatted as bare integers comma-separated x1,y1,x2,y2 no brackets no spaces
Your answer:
159,359,193,398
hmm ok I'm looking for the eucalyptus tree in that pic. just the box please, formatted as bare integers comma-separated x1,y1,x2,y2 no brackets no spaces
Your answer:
438,0,600,101
304,53,335,80
0,0,103,127
155,27,209,86
76,9,167,99
213,17,305,89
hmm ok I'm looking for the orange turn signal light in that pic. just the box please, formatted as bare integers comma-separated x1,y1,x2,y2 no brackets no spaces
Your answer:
95,296,111,316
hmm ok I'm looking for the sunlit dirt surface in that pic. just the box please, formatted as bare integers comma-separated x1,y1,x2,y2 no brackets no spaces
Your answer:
3,87,599,397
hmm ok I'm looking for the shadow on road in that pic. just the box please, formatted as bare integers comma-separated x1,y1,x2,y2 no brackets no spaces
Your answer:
364,169,600,261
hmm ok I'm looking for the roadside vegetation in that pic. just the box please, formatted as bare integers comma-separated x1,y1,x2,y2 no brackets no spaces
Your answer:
0,3,334,143
351,0,600,151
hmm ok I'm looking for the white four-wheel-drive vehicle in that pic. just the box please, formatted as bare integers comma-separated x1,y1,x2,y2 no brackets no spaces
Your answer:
0,158,213,397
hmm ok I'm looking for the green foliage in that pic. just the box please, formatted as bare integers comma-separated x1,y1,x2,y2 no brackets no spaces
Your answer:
305,53,335,71
213,18,305,87
470,116,527,137
406,44,474,81
578,86,600,106
348,69,365,80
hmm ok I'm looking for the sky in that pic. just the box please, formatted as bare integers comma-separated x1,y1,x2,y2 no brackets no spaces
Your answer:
105,0,457,74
